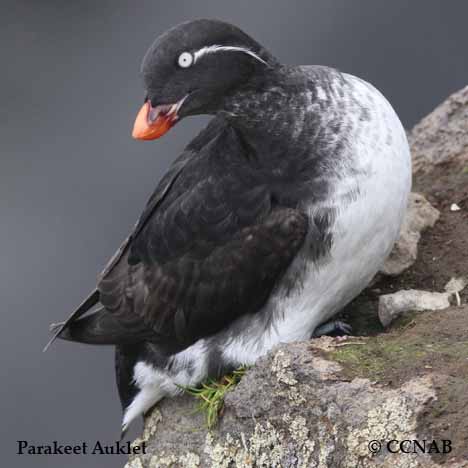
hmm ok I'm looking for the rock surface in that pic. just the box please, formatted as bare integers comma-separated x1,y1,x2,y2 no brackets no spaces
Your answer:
378,277,467,327
378,289,450,327
125,87,468,467
381,193,439,276
410,85,468,174
126,322,468,468
126,330,468,468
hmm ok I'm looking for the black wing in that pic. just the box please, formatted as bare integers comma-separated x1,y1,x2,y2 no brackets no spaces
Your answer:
50,118,308,351
43,119,223,350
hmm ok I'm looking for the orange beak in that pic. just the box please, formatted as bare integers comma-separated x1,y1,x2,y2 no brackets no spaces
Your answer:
132,101,179,140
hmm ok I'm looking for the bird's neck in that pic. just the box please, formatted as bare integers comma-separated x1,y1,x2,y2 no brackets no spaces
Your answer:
220,67,315,160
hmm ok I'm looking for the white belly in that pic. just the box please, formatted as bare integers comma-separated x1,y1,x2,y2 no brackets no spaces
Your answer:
220,74,411,365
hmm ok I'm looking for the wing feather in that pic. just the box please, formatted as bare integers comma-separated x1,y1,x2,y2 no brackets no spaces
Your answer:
54,117,309,351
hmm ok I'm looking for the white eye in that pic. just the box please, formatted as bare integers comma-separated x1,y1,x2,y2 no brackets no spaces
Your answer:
178,52,193,68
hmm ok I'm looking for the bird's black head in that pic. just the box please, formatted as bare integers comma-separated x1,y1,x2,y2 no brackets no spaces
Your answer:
132,19,278,140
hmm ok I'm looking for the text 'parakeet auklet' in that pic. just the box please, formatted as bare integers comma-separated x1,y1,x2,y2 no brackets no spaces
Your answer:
46,19,411,436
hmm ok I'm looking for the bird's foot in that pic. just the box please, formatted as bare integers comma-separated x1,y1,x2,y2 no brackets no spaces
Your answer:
312,320,352,338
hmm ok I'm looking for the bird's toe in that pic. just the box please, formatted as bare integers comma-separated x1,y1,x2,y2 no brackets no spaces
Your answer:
312,319,352,338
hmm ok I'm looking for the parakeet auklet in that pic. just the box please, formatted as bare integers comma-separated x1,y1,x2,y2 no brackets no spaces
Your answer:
46,19,411,436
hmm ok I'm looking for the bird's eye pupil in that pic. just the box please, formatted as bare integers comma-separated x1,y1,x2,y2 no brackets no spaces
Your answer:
178,52,193,68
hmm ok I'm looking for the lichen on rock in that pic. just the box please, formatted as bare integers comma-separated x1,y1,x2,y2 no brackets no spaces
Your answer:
125,339,460,467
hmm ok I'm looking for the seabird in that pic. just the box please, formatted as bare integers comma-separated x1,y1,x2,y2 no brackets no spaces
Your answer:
46,19,411,436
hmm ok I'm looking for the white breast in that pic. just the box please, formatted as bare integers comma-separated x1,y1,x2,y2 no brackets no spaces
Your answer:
221,73,411,364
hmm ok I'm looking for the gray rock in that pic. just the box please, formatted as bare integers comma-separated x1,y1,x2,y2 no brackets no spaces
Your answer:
409,85,468,174
378,289,451,327
125,341,455,468
381,85,468,276
381,193,439,276
379,277,467,326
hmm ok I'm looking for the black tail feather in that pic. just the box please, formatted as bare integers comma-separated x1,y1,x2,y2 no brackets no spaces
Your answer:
54,308,150,345
43,289,100,351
